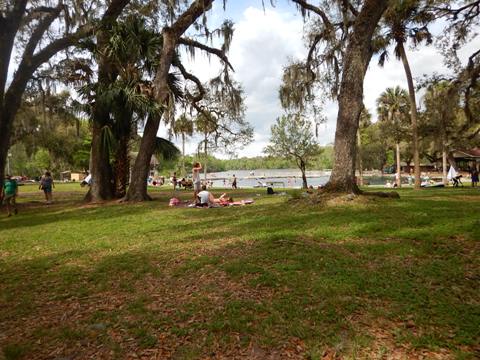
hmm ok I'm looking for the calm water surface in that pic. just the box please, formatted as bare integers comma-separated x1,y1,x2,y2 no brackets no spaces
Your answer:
203,169,396,188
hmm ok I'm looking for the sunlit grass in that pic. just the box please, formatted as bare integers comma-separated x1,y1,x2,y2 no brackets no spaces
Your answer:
1,184,479,359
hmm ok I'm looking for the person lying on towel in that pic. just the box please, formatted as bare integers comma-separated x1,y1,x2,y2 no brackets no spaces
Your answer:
196,185,229,207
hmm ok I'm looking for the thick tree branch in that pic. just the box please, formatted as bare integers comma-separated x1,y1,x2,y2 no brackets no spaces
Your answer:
178,37,234,71
102,0,131,25
22,5,60,24
172,57,205,103
170,0,214,38
23,3,63,60
291,0,333,29
432,0,480,18
6,23,94,114
306,34,321,68
0,0,28,97
341,0,358,17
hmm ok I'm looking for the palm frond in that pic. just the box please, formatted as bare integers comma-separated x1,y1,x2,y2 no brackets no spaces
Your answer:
154,137,180,161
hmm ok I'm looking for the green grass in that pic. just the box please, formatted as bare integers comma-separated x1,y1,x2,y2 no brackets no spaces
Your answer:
0,183,479,359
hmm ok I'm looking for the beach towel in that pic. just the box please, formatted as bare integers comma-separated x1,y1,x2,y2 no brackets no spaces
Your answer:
169,197,181,207
228,199,254,206
186,199,255,208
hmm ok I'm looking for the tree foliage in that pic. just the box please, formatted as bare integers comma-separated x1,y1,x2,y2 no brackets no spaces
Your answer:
265,114,321,188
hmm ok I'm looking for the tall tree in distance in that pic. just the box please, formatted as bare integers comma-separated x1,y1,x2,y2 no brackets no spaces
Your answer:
357,108,372,186
195,111,218,180
422,81,457,185
265,114,320,189
377,86,410,187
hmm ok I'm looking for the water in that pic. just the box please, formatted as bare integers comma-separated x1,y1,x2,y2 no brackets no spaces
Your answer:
206,169,330,188
200,169,404,188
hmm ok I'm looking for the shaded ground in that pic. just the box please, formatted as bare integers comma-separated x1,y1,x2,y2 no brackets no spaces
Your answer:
0,184,479,359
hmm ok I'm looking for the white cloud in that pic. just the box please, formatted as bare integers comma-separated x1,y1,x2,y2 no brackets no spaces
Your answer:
364,35,480,122
163,5,480,159
164,6,306,159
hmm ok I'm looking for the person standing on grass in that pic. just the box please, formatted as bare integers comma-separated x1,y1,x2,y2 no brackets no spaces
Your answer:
172,172,178,191
2,175,18,217
39,171,55,204
192,162,202,199
232,174,237,189
471,168,479,187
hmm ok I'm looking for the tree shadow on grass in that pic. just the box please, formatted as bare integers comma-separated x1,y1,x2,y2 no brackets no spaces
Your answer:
1,189,479,358
0,200,162,232
1,220,478,359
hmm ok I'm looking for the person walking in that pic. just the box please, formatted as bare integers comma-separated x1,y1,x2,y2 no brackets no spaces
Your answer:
2,175,18,217
231,174,237,189
39,171,55,204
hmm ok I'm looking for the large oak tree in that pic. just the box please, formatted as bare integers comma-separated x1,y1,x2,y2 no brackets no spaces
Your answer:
283,0,391,193
0,0,130,189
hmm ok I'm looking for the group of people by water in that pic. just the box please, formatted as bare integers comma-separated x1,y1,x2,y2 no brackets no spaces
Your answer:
384,167,479,188
1,171,55,217
166,162,240,208
191,162,235,206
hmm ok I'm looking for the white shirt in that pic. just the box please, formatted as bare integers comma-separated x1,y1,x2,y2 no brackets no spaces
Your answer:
198,190,210,204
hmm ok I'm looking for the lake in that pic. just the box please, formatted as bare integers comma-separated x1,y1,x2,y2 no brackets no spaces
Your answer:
203,169,396,188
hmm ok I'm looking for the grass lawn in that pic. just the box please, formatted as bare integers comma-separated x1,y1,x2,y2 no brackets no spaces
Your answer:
0,183,479,359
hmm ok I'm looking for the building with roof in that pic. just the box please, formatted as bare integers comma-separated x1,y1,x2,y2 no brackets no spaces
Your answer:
452,148,480,171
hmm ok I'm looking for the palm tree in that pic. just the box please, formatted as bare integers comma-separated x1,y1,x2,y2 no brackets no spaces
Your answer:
376,0,434,189
195,111,218,181
357,108,372,186
422,81,458,185
172,114,194,177
95,16,164,198
377,87,410,187
80,16,184,199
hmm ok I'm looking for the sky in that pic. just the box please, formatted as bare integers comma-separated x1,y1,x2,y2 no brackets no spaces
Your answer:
157,0,480,159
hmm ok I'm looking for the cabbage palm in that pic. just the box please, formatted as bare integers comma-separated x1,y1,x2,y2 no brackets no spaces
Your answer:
88,16,163,198
376,0,434,189
84,16,183,198
195,111,218,180
172,114,194,176
377,86,410,187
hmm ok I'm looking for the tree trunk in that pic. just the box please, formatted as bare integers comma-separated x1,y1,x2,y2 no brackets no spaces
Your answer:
113,134,130,198
181,133,186,176
86,121,114,202
126,0,214,201
397,42,421,190
357,130,364,186
326,0,390,193
86,0,132,202
0,86,24,189
442,146,448,186
300,161,308,189
87,69,116,202
447,151,457,168
0,111,13,188
204,135,208,181
0,0,129,192
124,114,161,201
396,142,402,188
